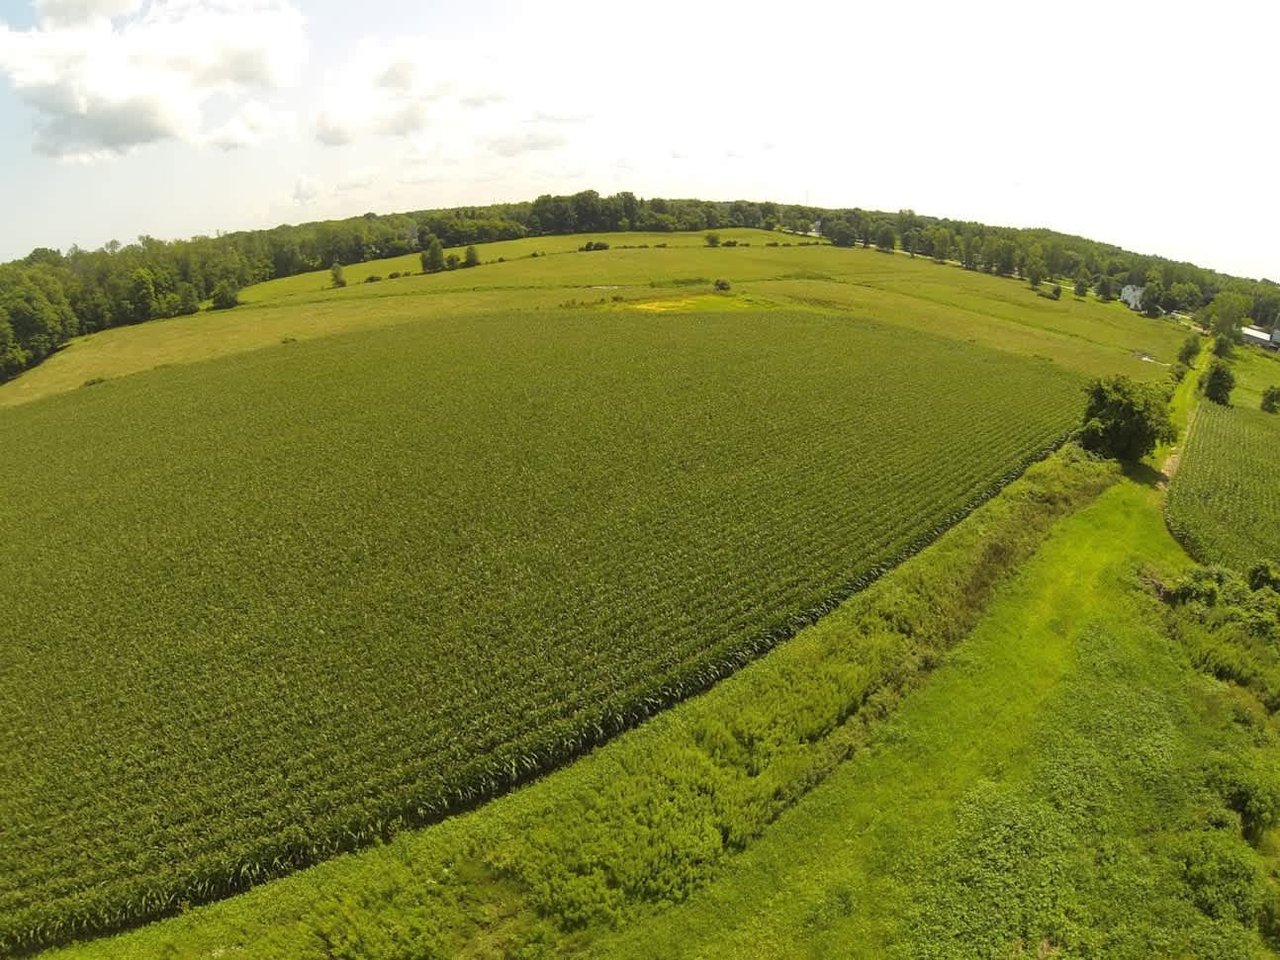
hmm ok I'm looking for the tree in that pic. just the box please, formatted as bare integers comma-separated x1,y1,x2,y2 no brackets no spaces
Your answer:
463,245,480,268
1262,385,1279,413
1178,333,1201,366
209,280,240,310
1050,283,1062,300
1200,359,1236,405
1079,375,1175,461
1170,280,1202,313
1142,280,1165,317
1204,291,1251,341
874,222,895,253
330,262,347,288
704,232,721,247
421,236,445,273
176,282,200,315
1096,276,1116,302
126,268,157,324
1025,250,1047,288
445,254,460,271
1074,270,1090,298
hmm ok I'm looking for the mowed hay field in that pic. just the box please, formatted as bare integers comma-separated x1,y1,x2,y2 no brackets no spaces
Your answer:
1167,348,1280,567
0,237,1180,952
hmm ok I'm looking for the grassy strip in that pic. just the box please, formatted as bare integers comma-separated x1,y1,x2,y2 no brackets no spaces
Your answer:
601,479,1280,958
47,446,1116,959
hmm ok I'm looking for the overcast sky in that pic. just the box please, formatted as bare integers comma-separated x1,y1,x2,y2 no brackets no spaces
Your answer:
0,0,1276,280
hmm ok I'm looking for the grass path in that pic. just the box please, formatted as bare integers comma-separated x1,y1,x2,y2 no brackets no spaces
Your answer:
597,478,1219,958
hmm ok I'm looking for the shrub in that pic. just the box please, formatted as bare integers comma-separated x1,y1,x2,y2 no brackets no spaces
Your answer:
1170,362,1189,384
364,275,382,284
330,263,346,288
463,245,480,268
1213,334,1235,358
209,280,240,310
1179,333,1202,366
445,254,460,271
1050,283,1062,300
1262,386,1279,414
714,279,731,292
1079,375,1176,461
1201,360,1236,405
704,233,720,247
388,272,401,280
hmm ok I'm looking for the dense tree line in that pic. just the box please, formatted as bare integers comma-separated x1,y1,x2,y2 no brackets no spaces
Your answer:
818,207,1280,329
2,190,1277,384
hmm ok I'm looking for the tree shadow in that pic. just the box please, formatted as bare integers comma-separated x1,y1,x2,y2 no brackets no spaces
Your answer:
1123,460,1166,489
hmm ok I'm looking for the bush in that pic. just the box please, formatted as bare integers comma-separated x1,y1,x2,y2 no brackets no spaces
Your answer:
1201,360,1236,405
1079,375,1176,462
1262,385,1279,414
578,241,610,252
209,280,240,310
364,275,382,284
463,245,480,268
1179,333,1202,366
1214,334,1235,358
704,233,720,247
1050,283,1062,300
1169,362,1189,384
445,254,460,271
388,272,401,280
330,263,346,288
714,279,731,292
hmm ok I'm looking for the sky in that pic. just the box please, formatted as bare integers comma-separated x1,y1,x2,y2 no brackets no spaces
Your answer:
0,0,1277,280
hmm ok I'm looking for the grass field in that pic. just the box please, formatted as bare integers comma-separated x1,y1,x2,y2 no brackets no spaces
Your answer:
0,233,1184,409
1,306,1084,952
1167,346,1280,567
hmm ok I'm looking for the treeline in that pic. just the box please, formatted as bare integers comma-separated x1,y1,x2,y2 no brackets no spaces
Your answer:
819,207,1280,325
2,190,1277,384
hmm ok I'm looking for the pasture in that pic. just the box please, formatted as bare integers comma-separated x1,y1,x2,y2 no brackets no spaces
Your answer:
1,232,1192,953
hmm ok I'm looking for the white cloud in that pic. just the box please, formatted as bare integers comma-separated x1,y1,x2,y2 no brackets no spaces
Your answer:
0,0,306,159
312,37,443,146
489,130,564,158
291,174,320,204
335,166,378,193
203,100,284,150
34,0,140,26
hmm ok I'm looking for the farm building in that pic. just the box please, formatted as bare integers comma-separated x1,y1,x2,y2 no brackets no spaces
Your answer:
1120,284,1144,310
1242,325,1279,349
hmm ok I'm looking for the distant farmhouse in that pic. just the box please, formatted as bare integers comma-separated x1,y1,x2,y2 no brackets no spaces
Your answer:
1242,325,1280,350
1120,284,1145,311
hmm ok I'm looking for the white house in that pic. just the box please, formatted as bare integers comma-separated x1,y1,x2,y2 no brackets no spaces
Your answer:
1120,284,1144,311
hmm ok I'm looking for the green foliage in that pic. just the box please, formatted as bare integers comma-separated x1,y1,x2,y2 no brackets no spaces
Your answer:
1096,275,1116,301
1206,291,1253,340
1074,270,1091,298
1049,282,1062,300
1202,359,1236,405
1079,374,1176,461
1262,385,1279,413
704,232,720,247
874,222,895,252
1167,400,1280,567
329,262,346,288
714,278,731,291
1170,361,1190,384
463,245,480,268
1024,248,1047,288
0,311,1085,953
420,236,445,273
1214,333,1235,358
445,253,460,270
209,280,241,310
1179,333,1202,365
